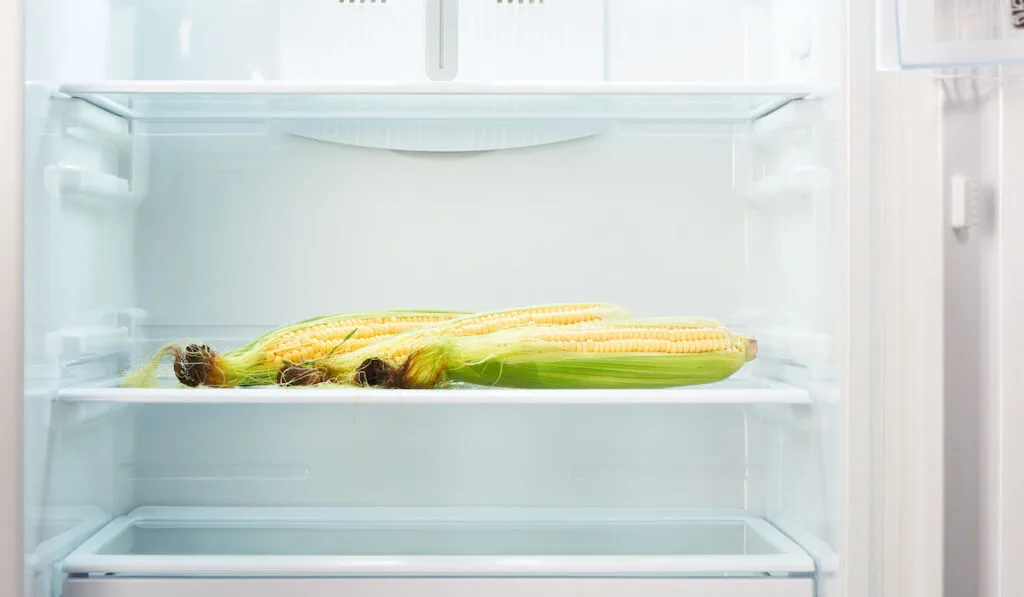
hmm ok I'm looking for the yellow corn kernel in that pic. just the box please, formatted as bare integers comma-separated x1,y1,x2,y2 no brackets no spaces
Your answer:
309,303,628,387
444,303,623,337
265,314,463,369
358,304,626,367
531,324,736,354
439,320,758,390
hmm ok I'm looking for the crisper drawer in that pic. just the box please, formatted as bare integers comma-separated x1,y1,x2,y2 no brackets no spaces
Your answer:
62,507,815,597
64,577,814,597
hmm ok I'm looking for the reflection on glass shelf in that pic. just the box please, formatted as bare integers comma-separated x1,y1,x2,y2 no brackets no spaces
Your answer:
57,82,812,122
56,376,811,405
63,507,815,577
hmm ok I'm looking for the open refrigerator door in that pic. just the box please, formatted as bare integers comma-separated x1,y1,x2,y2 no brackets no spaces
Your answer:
875,2,1024,597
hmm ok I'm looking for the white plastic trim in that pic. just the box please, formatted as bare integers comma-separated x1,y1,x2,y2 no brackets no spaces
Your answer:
844,1,946,596
63,577,815,597
744,167,831,210
751,99,821,144
56,81,815,122
44,326,129,360
25,507,107,572
986,73,1024,597
57,376,811,405
61,100,129,140
950,174,980,231
59,81,815,96
46,165,137,209
847,62,945,597
874,71,945,597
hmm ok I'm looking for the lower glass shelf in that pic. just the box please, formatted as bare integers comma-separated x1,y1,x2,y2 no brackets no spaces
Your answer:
62,507,815,578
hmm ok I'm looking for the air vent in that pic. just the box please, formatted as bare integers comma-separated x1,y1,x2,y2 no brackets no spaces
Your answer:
460,0,602,80
279,0,426,80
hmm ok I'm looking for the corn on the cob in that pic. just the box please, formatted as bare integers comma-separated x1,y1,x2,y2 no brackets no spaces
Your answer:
122,310,469,388
279,303,628,387
413,319,757,390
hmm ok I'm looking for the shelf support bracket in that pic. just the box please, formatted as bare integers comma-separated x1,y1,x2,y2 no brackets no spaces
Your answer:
426,0,459,81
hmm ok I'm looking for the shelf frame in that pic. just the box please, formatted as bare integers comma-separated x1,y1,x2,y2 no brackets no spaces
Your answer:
57,376,812,406
65,577,815,597
56,81,816,123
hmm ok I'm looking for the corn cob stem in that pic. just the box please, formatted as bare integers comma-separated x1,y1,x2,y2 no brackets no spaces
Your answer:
122,310,468,388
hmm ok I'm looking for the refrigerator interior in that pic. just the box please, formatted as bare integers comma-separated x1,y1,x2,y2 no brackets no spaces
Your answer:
22,1,846,597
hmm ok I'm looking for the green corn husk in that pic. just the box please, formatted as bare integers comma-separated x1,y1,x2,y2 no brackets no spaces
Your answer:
434,320,757,390
121,309,470,388
447,351,750,389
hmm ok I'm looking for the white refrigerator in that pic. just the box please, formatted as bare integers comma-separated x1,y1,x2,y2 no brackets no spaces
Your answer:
2,0,1021,596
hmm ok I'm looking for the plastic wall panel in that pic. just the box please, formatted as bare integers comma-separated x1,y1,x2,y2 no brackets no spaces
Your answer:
127,404,756,510
458,0,604,81
605,2,754,82
134,132,746,329
37,0,814,84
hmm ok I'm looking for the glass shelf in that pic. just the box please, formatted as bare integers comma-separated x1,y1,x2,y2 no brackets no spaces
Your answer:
57,376,811,406
57,82,813,123
62,507,815,577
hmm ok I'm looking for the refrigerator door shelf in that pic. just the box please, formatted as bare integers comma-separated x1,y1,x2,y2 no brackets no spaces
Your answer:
61,507,815,578
891,0,1024,68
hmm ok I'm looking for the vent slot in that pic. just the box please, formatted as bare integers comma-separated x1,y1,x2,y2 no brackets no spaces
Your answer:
280,0,425,80
460,0,602,80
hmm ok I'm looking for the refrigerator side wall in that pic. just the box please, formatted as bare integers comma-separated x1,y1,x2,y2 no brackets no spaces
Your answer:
2,0,24,595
